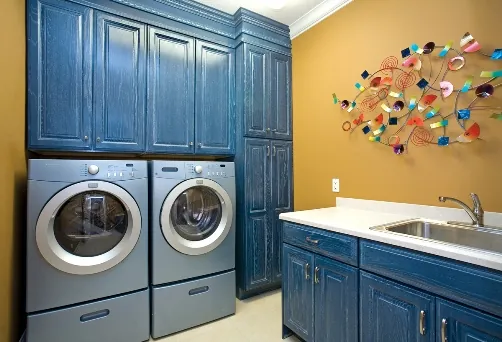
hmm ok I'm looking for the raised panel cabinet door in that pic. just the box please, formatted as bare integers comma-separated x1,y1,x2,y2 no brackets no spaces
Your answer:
28,0,92,150
360,271,435,342
271,140,293,283
314,255,358,342
243,44,269,138
283,244,314,342
244,138,272,290
270,53,292,140
147,27,195,154
436,299,502,342
195,41,235,155
94,12,146,152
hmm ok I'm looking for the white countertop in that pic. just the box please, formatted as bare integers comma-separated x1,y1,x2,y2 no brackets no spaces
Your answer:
280,206,502,272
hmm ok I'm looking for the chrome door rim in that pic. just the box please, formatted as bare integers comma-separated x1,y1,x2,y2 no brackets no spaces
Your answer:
160,178,233,256
36,181,141,275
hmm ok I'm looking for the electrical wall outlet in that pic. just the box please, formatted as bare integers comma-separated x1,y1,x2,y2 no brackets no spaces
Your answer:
332,178,340,193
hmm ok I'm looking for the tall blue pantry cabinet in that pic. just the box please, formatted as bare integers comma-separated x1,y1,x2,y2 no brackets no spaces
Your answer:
235,19,293,299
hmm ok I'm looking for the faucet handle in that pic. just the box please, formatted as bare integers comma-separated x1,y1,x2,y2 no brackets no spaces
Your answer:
470,193,482,210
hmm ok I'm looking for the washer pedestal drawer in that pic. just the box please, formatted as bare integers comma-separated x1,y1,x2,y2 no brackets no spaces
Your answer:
151,270,236,338
26,289,149,342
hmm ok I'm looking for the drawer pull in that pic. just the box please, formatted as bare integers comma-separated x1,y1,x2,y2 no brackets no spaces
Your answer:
80,309,110,322
306,236,319,245
189,286,209,296
441,318,447,342
419,310,426,335
305,263,310,280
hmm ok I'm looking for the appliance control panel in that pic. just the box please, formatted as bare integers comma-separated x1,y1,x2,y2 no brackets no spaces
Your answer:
185,162,233,178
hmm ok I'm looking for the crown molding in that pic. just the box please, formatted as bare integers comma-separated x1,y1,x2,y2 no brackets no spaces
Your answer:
289,0,353,40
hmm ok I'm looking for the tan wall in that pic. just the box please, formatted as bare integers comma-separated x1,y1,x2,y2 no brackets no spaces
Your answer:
292,0,502,212
0,0,26,340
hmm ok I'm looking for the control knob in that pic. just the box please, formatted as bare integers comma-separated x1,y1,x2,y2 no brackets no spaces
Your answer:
194,165,203,174
88,165,99,175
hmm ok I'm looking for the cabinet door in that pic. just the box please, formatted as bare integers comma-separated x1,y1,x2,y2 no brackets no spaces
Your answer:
243,44,269,138
437,299,502,342
27,0,92,150
244,139,272,290
147,27,195,154
270,53,292,140
360,271,435,342
283,244,315,342
271,140,293,283
314,256,358,342
195,41,235,155
94,12,146,152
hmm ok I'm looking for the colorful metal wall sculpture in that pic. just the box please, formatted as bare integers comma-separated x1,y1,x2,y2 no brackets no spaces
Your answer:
334,32,502,154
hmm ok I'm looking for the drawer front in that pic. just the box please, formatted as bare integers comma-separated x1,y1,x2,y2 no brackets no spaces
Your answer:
151,270,236,338
360,240,502,318
27,289,149,342
283,222,358,266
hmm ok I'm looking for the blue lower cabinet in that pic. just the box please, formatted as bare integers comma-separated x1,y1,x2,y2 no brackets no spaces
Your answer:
93,12,146,152
437,299,502,342
314,255,358,342
283,244,315,342
360,271,435,342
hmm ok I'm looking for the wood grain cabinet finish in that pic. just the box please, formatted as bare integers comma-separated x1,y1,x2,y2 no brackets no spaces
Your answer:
436,299,502,342
28,0,93,150
242,44,292,141
93,12,146,152
360,271,435,342
283,244,315,342
195,41,235,155
146,27,195,154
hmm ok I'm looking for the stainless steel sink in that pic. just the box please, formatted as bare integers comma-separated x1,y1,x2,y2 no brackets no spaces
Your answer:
371,219,502,254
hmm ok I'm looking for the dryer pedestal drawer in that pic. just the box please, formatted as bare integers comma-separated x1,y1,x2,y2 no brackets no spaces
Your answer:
26,289,149,342
151,270,236,338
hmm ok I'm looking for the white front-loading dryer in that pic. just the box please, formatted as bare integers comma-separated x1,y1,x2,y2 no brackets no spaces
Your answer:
149,161,236,338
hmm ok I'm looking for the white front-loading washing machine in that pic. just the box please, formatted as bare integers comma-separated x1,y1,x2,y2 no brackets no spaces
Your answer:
149,161,236,338
26,159,149,342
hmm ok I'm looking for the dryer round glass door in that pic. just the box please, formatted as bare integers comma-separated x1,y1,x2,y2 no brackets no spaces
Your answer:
161,178,233,256
36,181,142,275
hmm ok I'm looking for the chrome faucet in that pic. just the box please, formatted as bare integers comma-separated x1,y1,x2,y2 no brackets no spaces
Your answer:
438,193,484,227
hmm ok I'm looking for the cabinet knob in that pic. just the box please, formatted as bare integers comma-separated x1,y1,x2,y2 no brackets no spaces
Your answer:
198,143,202,148
266,128,270,132
96,137,101,143
189,142,194,146
84,135,88,141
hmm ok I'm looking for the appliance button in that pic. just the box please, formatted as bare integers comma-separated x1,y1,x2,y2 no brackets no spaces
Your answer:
113,172,117,177
107,172,111,178
194,165,203,174
216,172,220,176
222,172,225,176
131,171,134,177
119,172,123,177
88,165,99,175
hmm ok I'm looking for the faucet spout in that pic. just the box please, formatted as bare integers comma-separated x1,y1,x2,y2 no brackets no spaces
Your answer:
438,195,484,227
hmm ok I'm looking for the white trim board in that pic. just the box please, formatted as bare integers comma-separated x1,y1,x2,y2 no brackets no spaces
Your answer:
289,0,353,39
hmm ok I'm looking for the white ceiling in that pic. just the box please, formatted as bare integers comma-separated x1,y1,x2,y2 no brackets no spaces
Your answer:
193,0,326,26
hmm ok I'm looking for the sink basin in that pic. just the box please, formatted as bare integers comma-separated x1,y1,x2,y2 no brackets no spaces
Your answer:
371,219,502,254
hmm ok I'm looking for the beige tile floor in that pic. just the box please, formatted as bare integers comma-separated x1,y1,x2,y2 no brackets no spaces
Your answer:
152,290,300,342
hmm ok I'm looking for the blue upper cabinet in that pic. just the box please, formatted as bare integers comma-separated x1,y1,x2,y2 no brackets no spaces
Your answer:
93,12,146,152
27,0,92,150
243,44,269,139
270,53,292,140
437,299,502,342
244,138,272,290
360,271,436,342
195,41,235,155
314,255,358,342
283,244,315,342
146,27,195,154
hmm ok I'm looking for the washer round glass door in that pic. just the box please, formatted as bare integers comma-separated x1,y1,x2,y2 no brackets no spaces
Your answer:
161,178,233,256
36,181,141,275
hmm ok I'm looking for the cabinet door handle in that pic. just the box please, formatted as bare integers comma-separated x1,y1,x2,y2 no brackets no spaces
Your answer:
266,127,271,132
305,263,310,280
272,146,276,156
314,267,320,284
189,142,193,146
419,310,426,335
96,137,101,143
266,146,270,156
83,135,89,141
441,318,447,342
306,236,319,245
198,143,202,148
